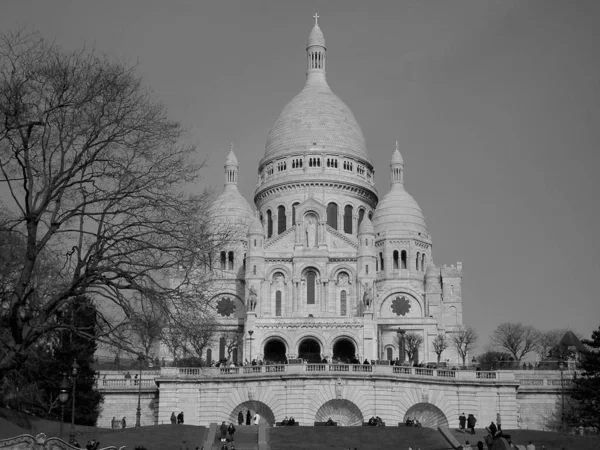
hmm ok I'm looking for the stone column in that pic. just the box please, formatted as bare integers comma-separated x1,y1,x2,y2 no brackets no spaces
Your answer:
319,221,327,249
273,213,279,236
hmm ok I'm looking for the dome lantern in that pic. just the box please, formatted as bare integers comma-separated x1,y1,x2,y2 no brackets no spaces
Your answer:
224,143,239,189
307,14,326,83
391,140,404,185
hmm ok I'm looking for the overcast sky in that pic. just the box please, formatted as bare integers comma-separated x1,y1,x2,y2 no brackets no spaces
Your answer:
2,0,599,355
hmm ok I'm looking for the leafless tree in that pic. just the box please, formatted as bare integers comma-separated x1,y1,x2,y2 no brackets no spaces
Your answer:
451,326,478,366
0,30,231,373
432,333,449,363
536,329,566,360
179,314,219,364
491,323,540,361
396,332,423,364
222,330,241,363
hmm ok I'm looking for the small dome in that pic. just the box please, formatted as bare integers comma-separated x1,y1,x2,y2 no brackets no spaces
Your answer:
391,147,403,165
210,186,254,233
358,214,375,234
225,149,238,166
247,214,264,236
372,184,428,235
307,23,325,48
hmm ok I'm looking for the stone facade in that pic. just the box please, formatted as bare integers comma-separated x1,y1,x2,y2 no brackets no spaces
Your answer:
163,17,466,372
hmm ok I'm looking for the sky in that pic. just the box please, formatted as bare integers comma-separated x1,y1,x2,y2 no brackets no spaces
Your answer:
2,0,599,355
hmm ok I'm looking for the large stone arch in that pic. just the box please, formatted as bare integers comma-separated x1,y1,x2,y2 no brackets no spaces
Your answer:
315,399,364,426
379,292,423,318
376,285,423,311
403,403,449,429
230,400,275,426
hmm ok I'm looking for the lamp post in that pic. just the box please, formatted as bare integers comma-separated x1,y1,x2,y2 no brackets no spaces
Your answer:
248,330,254,363
135,354,144,427
68,359,79,444
559,361,565,431
58,374,70,440
397,328,406,363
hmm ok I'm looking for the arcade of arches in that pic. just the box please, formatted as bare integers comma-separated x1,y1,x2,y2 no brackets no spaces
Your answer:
263,337,356,363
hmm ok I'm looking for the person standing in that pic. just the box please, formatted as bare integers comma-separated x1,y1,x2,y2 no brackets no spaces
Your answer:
171,412,177,424
488,421,497,437
219,421,227,442
526,441,536,450
467,414,477,435
237,410,244,425
459,413,467,431
227,422,236,442
121,417,126,429
246,410,251,425
177,411,185,424
253,412,261,425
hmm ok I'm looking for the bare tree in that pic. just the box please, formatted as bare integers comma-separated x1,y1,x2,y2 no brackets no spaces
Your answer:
180,314,219,364
398,332,423,364
0,31,230,373
126,296,167,360
491,323,540,361
451,326,478,366
432,333,449,363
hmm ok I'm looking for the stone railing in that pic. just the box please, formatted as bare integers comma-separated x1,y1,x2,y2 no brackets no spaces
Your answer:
96,376,157,390
513,370,576,390
157,364,518,383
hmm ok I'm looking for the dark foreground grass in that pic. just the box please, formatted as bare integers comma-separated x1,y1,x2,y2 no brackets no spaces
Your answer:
269,426,451,450
451,428,600,450
0,408,206,450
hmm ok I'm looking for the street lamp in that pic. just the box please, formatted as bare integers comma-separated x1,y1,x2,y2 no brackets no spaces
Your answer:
135,354,144,427
248,330,254,364
68,359,79,444
559,361,565,431
58,374,70,440
397,328,406,363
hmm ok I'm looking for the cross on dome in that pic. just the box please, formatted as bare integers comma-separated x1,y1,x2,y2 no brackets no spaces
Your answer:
313,13,319,25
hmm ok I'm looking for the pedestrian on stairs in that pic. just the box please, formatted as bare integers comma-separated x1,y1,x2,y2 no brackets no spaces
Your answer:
238,410,244,425
220,421,227,442
227,422,236,442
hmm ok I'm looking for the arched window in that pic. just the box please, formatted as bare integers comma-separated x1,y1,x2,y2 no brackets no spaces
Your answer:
327,203,338,229
276,291,282,317
292,202,300,225
421,253,426,272
366,265,369,275
220,251,226,270
228,251,234,270
206,348,212,366
344,205,353,234
253,265,256,275
358,209,365,230
243,253,246,270
401,250,407,269
416,252,420,271
267,210,273,238
219,336,225,361
393,250,399,270
277,205,286,234
340,290,347,316
307,271,316,304
376,259,379,272
386,347,393,361
368,211,373,220
379,252,384,271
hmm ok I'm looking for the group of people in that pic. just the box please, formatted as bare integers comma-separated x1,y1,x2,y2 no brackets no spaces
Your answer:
280,416,296,426
110,416,126,429
236,409,261,425
404,417,421,427
170,411,185,424
458,412,477,435
219,421,237,447
367,416,384,426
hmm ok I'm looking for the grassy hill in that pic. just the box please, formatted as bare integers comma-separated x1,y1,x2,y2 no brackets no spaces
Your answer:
268,426,450,450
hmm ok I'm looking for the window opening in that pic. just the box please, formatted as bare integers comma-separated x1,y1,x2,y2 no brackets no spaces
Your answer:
401,250,407,269
276,291,282,317
307,271,316,304
278,205,286,234
267,210,273,238
340,290,347,316
344,205,353,234
327,203,338,229
228,251,234,270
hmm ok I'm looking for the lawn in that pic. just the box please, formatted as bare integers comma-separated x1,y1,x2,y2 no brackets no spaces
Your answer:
268,426,451,450
451,427,600,450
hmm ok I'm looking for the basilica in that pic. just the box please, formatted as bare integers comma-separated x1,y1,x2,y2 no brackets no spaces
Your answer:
194,17,464,367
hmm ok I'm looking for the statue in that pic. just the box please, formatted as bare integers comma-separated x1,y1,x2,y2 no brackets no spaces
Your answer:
363,283,373,309
305,217,317,248
247,286,258,311
337,273,349,286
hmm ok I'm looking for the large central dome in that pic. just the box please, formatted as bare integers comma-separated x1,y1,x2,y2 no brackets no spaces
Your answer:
261,21,370,165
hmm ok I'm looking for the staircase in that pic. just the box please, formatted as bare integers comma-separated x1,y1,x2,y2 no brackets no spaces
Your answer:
211,425,258,450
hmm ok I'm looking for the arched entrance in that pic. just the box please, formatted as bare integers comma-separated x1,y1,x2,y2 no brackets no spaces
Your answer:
298,338,321,363
332,338,356,364
403,403,448,429
315,399,363,426
263,338,287,363
230,400,276,427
